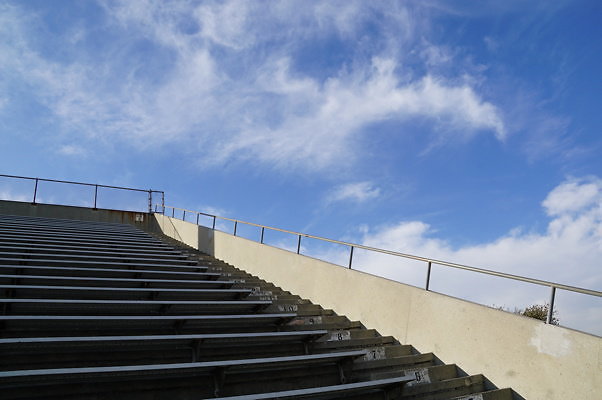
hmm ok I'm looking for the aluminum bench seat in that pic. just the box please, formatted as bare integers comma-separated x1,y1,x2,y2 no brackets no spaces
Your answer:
0,274,235,289
0,244,188,258
0,234,174,250
0,331,330,369
0,330,329,346
0,298,272,315
0,251,199,265
0,226,164,244
0,214,146,230
212,376,414,399
0,284,253,301
0,350,367,384
0,257,208,270
0,314,298,337
0,264,216,280
0,221,153,238
0,228,166,247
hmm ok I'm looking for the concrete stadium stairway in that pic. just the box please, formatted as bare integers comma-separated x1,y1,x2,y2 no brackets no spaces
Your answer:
0,213,514,399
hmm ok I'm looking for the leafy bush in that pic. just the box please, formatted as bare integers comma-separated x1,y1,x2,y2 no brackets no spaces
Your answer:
520,303,559,325
492,303,559,325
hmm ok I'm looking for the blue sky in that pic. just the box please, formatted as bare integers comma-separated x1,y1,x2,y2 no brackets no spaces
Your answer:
0,0,600,334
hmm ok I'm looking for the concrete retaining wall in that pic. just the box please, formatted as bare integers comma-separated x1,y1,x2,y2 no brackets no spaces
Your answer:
152,214,601,400
0,200,153,231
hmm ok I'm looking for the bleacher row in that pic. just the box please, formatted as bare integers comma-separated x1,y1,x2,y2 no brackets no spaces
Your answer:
0,213,513,399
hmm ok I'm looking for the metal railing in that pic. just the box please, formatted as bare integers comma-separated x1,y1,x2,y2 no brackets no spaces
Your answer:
0,174,164,213
162,205,602,327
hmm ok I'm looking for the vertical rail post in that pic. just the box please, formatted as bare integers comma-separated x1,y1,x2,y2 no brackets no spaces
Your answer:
93,185,98,209
148,190,152,213
161,193,165,215
32,178,39,204
297,235,302,254
348,246,354,269
172,208,175,218
212,216,216,230
182,210,186,220
196,213,200,225
260,227,265,244
233,221,238,236
425,261,432,291
547,286,557,324
154,204,158,212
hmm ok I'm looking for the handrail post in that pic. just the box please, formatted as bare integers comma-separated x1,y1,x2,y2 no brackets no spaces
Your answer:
182,210,186,220
547,286,557,324
260,227,265,244
348,246,354,269
172,207,175,218
297,235,302,254
161,193,165,215
32,178,39,204
212,216,216,230
196,213,199,225
233,221,238,236
425,261,432,291
93,185,98,209
148,190,152,213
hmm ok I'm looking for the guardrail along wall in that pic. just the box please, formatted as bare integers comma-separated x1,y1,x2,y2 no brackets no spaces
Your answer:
152,213,601,400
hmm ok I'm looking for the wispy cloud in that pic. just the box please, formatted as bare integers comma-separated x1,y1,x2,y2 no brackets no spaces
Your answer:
1,0,506,173
326,181,381,205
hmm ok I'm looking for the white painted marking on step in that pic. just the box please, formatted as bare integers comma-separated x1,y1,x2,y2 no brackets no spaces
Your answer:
361,347,386,361
278,304,299,312
327,330,351,341
259,296,277,301
405,368,431,386
304,316,322,325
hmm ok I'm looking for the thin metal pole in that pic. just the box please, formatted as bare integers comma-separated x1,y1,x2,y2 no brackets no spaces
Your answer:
154,204,158,212
260,227,265,244
93,185,98,209
161,193,165,215
233,221,238,236
32,178,39,204
182,210,186,220
348,246,354,269
425,261,432,291
148,190,152,213
196,213,199,225
547,286,557,324
297,235,302,254
212,216,216,230
172,208,175,218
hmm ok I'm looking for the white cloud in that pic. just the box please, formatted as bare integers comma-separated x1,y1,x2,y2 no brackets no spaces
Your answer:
57,144,87,157
214,57,504,170
326,181,381,204
1,1,506,173
309,177,602,335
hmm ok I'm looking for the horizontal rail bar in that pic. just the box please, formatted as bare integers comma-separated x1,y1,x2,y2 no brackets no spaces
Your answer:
162,205,602,299
0,174,163,194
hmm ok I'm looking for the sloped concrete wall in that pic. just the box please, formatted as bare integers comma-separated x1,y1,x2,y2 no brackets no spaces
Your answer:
158,214,600,399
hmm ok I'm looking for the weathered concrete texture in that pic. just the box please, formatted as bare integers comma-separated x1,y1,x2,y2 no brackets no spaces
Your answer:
0,200,152,230
153,214,602,400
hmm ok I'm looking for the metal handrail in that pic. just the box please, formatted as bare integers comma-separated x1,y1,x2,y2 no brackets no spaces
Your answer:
163,204,601,327
0,174,164,213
